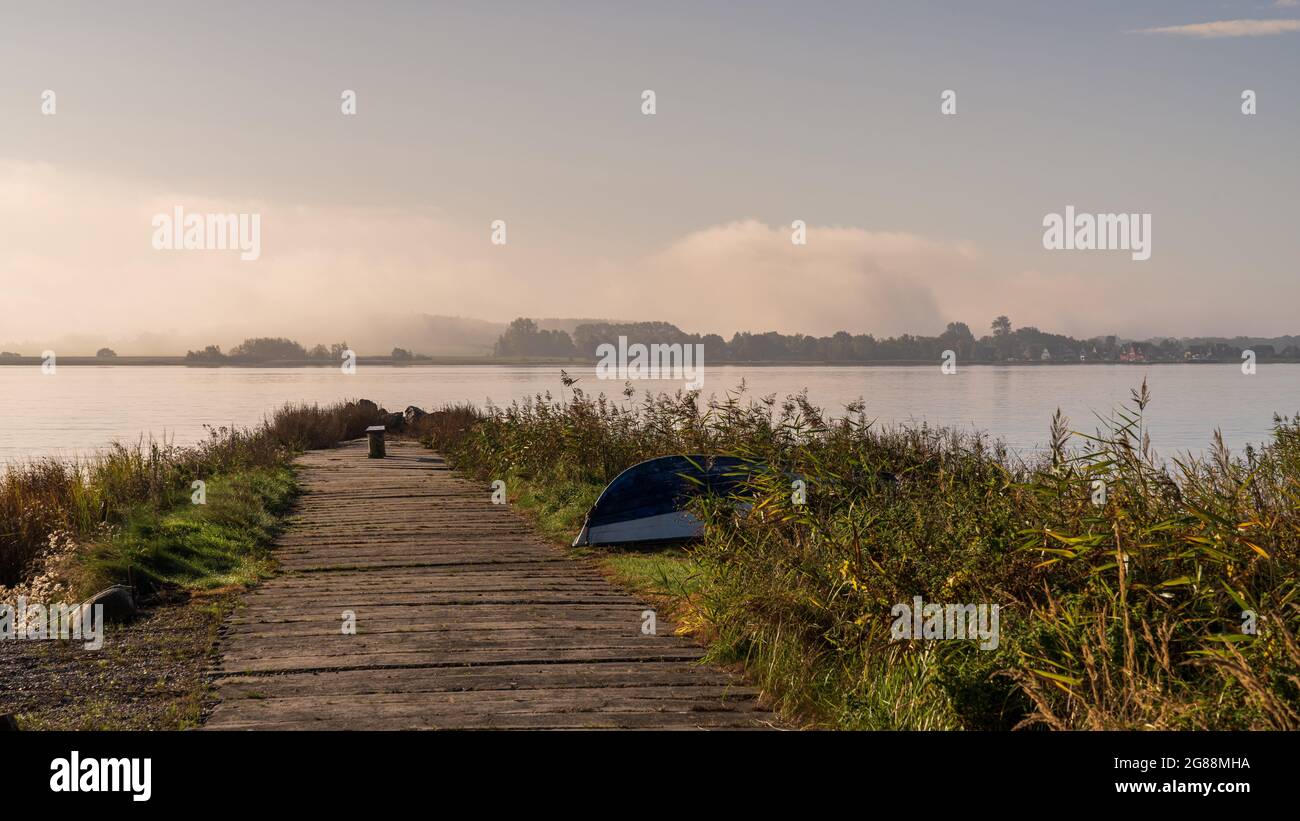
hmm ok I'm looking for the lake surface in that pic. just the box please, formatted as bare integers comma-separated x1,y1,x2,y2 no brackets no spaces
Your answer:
1,364,1297,466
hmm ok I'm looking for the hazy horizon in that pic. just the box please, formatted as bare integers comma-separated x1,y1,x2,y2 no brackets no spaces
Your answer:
4,1,1299,349
6,309,1300,358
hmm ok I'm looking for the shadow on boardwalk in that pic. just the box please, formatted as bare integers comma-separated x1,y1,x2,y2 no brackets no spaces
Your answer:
205,439,779,729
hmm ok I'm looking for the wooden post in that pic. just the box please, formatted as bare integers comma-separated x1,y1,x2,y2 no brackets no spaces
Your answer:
366,425,386,458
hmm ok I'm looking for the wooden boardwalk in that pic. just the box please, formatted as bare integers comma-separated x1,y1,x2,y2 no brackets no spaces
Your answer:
205,439,777,729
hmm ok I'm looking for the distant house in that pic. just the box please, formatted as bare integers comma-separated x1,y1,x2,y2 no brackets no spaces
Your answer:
1119,344,1146,363
1040,348,1051,361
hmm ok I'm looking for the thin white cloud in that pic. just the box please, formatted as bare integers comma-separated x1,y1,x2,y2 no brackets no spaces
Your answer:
1129,18,1300,37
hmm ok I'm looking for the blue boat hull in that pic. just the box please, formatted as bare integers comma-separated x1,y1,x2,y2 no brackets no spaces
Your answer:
573,455,756,547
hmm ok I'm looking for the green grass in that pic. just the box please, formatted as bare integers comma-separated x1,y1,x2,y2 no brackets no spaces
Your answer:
78,466,297,595
601,549,700,601
503,473,601,546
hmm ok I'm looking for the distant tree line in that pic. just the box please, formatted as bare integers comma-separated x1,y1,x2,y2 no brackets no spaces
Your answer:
493,318,577,357
185,338,428,363
491,316,1300,363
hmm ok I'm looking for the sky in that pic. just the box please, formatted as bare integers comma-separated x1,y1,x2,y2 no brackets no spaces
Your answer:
1,0,1298,352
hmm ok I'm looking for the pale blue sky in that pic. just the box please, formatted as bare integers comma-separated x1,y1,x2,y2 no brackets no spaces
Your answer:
1,1,1297,346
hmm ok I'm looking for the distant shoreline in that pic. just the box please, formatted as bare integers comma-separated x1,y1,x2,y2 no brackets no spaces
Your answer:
2,357,1296,368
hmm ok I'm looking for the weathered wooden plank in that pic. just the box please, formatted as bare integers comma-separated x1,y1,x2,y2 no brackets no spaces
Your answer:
206,711,780,731
213,662,745,698
225,618,669,638
218,630,702,655
227,603,650,624
208,688,770,724
213,646,708,675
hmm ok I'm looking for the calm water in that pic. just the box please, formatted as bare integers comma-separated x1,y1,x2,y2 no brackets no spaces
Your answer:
1,364,1297,466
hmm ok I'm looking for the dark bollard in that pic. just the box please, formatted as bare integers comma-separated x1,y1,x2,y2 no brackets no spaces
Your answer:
366,425,386,458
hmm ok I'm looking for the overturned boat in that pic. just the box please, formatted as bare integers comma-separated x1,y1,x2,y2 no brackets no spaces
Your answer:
572,455,759,547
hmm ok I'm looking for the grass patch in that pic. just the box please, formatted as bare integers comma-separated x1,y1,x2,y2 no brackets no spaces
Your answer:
504,473,601,546
77,466,297,596
601,549,700,602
